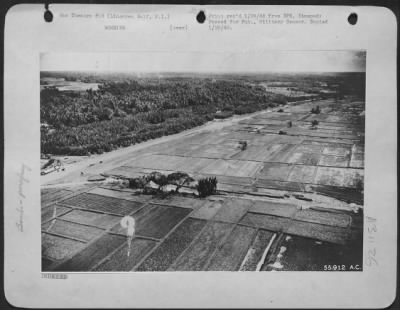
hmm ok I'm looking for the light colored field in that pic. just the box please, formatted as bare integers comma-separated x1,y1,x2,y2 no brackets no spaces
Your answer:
94,238,157,271
42,233,86,261
61,193,144,215
206,225,257,271
60,209,122,229
168,221,234,271
293,209,352,228
258,163,293,181
288,165,317,183
190,200,223,220
314,167,363,188
42,220,104,242
212,198,253,223
199,159,262,177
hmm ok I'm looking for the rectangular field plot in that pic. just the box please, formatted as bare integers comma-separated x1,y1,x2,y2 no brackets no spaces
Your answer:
304,114,330,123
250,201,298,218
318,155,349,167
314,167,346,187
87,187,149,203
257,163,293,181
103,166,146,178
233,144,295,162
190,200,223,220
315,167,363,188
265,112,297,121
285,220,350,245
253,124,283,131
41,188,71,199
322,146,351,156
323,115,343,123
288,165,317,183
183,131,230,145
293,209,352,228
239,118,283,126
221,131,257,142
231,146,274,161
177,157,215,173
56,233,126,271
186,144,241,159
136,218,207,271
111,204,191,239
295,144,324,154
217,183,253,193
250,134,280,146
159,143,202,157
41,189,74,208
206,225,257,271
213,198,254,223
42,220,104,242
200,159,262,178
240,213,292,231
41,187,61,196
42,205,72,223
150,195,206,209
125,154,186,171
302,139,349,147
42,233,86,262
168,221,234,271
61,193,144,215
267,144,299,162
342,169,364,188
60,210,122,229
287,152,321,165
350,152,364,168
94,238,157,271
255,179,304,192
239,230,275,271
310,185,363,205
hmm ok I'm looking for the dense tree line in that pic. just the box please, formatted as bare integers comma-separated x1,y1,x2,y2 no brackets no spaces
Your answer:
41,79,287,155
40,72,364,156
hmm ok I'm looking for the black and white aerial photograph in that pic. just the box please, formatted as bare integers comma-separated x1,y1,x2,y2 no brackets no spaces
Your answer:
41,50,365,272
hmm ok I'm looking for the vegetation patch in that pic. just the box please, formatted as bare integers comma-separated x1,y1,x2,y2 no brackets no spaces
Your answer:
238,140,248,151
311,120,319,128
197,177,218,197
41,78,282,155
127,171,217,198
311,106,321,114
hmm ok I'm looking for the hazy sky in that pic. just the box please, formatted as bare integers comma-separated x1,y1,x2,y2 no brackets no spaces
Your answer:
41,50,366,73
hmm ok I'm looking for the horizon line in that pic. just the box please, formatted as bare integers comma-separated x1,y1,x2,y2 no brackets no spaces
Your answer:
41,70,366,74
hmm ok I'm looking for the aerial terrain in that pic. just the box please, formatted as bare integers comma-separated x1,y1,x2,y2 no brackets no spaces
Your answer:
41,72,365,271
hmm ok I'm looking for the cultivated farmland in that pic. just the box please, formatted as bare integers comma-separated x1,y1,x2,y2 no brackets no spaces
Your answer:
42,92,365,271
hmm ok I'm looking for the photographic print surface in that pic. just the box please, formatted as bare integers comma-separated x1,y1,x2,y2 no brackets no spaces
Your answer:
40,50,365,272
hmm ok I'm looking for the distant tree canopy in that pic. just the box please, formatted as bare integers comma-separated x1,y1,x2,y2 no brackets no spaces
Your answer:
41,73,364,156
41,79,283,155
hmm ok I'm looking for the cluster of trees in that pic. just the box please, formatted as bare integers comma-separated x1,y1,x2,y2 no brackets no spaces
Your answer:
41,78,285,155
128,171,217,198
311,106,321,114
41,72,363,156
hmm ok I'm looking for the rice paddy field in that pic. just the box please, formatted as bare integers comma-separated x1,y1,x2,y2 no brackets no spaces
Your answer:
42,97,364,271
